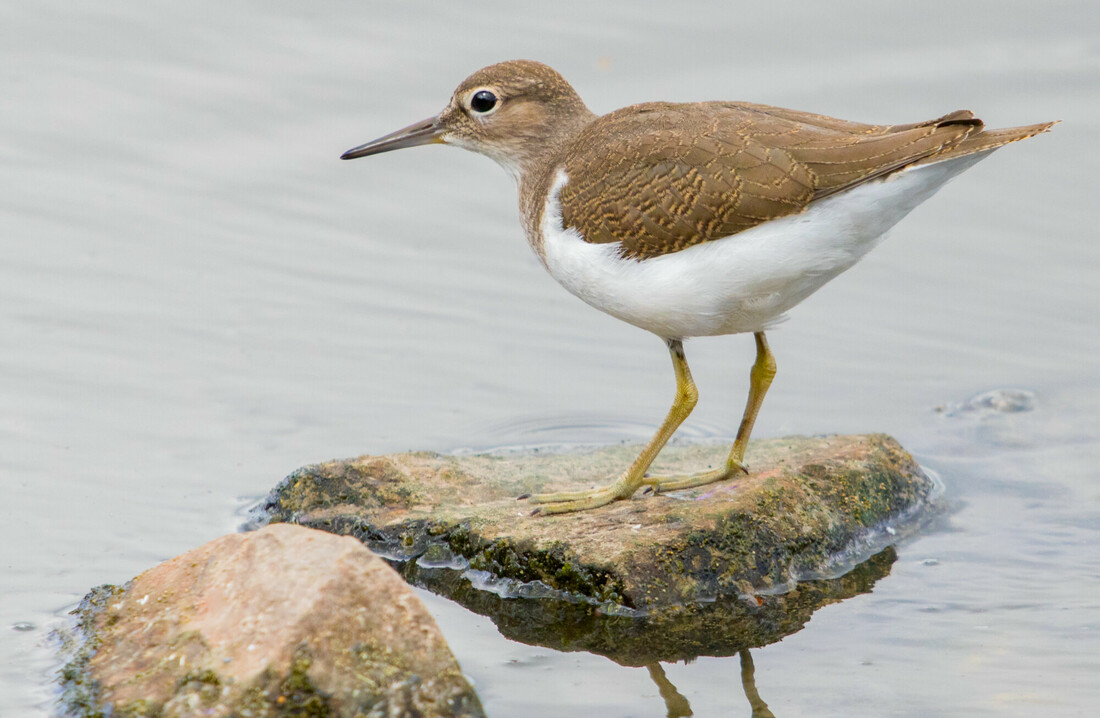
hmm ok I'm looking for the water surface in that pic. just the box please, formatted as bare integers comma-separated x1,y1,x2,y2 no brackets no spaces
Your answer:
2,2,1098,715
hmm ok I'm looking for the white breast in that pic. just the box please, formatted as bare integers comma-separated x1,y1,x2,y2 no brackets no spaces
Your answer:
538,151,992,339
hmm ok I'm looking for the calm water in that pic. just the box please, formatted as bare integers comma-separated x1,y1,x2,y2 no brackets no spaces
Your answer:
3,2,1098,715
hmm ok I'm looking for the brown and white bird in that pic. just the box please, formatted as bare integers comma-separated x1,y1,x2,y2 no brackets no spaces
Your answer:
341,60,1053,515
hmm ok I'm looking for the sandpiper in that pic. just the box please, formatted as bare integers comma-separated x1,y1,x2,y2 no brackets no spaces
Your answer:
341,60,1053,515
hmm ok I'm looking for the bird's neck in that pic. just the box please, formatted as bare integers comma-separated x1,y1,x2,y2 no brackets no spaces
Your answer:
514,108,595,242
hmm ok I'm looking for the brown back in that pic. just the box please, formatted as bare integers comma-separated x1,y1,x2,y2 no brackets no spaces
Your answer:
558,102,1052,259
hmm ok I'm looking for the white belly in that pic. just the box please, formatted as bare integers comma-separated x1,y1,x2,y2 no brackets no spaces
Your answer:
538,151,991,339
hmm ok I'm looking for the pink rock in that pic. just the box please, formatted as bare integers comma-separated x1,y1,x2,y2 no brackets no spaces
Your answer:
63,523,483,717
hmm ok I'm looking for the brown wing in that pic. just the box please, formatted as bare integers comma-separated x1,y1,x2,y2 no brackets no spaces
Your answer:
558,102,985,259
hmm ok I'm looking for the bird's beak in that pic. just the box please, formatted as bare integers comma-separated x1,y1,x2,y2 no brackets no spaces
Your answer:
340,115,445,160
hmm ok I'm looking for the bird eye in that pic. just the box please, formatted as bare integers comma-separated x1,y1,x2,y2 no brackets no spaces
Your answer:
470,90,498,114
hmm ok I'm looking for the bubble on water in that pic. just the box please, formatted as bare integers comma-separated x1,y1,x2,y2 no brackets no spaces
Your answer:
943,388,1036,417
463,569,566,601
415,544,470,570
460,569,646,616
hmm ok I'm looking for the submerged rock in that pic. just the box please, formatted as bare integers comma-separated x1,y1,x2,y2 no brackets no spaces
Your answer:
58,524,484,718
262,434,933,615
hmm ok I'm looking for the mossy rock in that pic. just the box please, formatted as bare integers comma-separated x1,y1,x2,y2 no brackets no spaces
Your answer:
261,434,934,617
407,544,899,666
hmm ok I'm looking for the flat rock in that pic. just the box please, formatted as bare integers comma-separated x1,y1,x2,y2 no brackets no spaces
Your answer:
262,434,933,615
58,523,484,718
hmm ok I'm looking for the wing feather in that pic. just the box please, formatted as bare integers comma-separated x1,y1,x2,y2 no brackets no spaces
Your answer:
557,102,1011,259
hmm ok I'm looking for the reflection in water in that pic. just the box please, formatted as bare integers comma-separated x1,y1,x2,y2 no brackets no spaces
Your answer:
402,546,897,667
644,650,774,718
740,650,776,718
403,547,895,713
647,663,694,718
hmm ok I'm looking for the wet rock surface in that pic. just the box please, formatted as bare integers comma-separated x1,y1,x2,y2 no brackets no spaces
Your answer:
262,434,934,615
58,524,484,718
411,543,899,666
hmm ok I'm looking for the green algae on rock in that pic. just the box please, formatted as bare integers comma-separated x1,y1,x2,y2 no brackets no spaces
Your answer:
262,434,934,613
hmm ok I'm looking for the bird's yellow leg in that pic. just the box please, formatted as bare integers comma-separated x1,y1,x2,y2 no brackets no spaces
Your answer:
654,331,776,491
528,339,699,514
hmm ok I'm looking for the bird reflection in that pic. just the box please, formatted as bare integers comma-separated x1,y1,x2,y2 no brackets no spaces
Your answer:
739,649,775,718
646,662,693,717
645,649,775,717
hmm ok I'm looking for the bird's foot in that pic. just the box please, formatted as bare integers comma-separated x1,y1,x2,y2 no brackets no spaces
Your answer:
522,459,747,515
647,460,747,493
524,473,643,515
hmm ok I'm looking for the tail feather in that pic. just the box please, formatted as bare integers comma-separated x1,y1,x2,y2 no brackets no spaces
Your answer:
890,109,981,132
913,120,1058,167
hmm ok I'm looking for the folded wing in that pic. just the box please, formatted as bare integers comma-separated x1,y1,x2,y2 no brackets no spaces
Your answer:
559,102,1053,259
